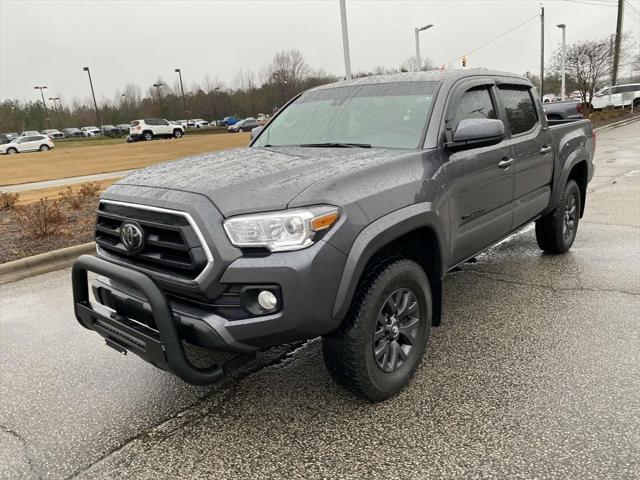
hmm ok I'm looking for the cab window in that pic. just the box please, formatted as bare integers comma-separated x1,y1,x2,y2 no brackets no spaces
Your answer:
497,85,538,135
451,86,496,133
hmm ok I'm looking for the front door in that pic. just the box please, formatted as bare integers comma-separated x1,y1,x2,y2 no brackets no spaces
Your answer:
443,81,515,267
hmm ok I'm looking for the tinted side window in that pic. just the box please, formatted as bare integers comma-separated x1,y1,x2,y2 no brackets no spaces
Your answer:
498,86,538,135
452,87,496,132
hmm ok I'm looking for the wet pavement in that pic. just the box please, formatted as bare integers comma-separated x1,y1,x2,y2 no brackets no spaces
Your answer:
1,120,638,479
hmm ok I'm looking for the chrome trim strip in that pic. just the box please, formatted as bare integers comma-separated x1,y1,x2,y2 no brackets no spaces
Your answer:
97,199,214,285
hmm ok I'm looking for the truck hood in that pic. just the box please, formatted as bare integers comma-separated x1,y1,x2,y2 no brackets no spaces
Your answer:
115,146,407,217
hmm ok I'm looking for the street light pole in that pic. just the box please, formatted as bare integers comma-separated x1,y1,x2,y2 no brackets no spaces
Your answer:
540,6,545,97
82,67,100,126
339,0,352,80
414,24,434,72
34,86,50,129
174,68,187,116
557,24,567,101
48,97,60,125
153,83,164,116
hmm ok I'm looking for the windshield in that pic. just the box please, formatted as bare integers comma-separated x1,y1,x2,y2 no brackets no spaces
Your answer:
253,81,438,149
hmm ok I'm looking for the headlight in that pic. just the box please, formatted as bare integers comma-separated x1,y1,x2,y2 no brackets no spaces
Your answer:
223,206,340,252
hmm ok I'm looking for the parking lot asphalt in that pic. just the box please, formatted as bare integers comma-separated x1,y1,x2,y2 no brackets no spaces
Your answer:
1,120,638,480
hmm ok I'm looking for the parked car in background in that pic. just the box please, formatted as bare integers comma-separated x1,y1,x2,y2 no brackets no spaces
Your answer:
250,125,263,140
228,117,259,133
101,125,121,137
20,130,40,137
116,124,131,135
63,127,83,138
542,94,557,103
81,126,101,137
128,118,185,141
591,83,640,110
41,129,65,139
223,116,238,126
1,132,19,143
0,134,54,154
543,99,583,120
188,119,209,128
176,120,189,128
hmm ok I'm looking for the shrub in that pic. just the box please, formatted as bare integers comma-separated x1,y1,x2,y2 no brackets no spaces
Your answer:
0,192,20,211
16,198,66,238
58,186,82,210
78,181,101,200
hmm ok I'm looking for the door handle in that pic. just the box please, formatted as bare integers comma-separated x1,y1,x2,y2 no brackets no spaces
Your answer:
540,145,552,154
498,158,514,169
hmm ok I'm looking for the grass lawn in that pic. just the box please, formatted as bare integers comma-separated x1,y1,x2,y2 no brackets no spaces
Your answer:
0,132,250,186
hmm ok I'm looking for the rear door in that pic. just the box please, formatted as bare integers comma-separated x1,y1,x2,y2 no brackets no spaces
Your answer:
496,83,553,228
442,79,515,266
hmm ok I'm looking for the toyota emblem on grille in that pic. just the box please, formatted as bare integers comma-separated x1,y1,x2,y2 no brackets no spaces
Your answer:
120,222,144,252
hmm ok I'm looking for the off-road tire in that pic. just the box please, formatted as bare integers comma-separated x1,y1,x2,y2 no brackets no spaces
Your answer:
323,258,432,402
535,179,581,254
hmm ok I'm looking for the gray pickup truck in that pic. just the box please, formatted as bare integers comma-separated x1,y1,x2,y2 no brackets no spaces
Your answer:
72,70,595,401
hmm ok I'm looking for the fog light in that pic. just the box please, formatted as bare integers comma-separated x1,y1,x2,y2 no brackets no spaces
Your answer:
257,290,278,310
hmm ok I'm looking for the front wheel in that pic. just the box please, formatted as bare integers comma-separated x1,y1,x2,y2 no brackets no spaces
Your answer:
7,148,18,155
173,129,183,138
323,259,432,402
536,179,581,254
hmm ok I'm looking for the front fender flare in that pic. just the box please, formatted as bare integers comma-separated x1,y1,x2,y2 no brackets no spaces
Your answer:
331,202,447,321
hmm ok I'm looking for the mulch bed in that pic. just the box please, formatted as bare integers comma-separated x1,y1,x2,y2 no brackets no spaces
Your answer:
0,199,98,263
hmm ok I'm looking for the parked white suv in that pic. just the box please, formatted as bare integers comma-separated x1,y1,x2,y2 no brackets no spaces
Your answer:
188,119,209,128
81,126,101,137
591,83,640,110
128,118,185,141
0,134,54,154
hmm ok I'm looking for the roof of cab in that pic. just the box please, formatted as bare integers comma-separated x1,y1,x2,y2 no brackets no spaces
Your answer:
310,69,532,91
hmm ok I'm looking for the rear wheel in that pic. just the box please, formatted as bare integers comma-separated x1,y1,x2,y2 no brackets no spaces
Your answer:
39,144,50,151
143,131,153,141
536,179,581,254
323,259,431,402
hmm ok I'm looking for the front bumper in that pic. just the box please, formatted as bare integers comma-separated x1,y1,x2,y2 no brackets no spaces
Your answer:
72,255,228,385
72,237,347,383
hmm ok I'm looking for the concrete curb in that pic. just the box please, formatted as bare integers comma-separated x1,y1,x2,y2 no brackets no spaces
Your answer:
594,115,640,133
0,242,95,285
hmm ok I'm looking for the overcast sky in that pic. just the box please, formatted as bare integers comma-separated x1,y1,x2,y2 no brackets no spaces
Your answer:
1,0,637,105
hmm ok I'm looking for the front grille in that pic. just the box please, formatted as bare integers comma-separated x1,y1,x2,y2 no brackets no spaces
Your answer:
95,202,210,281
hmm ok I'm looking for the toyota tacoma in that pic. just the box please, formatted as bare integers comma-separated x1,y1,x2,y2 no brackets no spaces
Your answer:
72,70,595,401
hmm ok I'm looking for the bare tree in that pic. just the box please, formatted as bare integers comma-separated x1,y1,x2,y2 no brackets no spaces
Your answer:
268,49,309,104
400,56,434,73
551,34,633,104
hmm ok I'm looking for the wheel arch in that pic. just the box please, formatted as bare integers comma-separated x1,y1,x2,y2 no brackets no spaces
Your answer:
567,160,589,217
331,203,447,326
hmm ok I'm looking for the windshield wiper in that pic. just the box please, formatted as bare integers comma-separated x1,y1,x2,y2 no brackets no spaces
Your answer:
299,142,372,148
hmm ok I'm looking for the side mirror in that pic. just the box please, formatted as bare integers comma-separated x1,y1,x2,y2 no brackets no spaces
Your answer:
448,118,505,149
